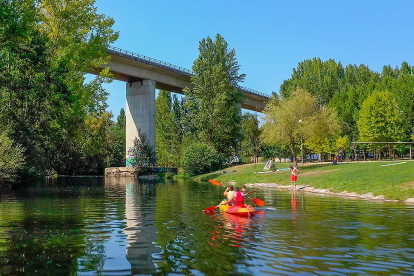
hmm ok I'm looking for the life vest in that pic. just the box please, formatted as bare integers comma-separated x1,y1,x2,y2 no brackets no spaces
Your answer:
233,191,244,206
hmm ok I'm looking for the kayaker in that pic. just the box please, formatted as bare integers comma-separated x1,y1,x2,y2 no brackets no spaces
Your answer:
233,187,245,207
241,184,247,193
223,185,234,201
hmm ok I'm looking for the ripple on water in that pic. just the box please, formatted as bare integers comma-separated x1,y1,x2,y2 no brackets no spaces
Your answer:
1,179,414,275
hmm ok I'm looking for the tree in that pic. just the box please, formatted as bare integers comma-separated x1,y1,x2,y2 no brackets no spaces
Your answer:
280,58,345,106
130,129,155,175
241,113,261,163
102,108,126,168
357,91,406,158
0,0,119,177
181,142,218,175
183,34,244,164
156,90,174,166
304,107,339,161
261,89,317,166
0,129,25,179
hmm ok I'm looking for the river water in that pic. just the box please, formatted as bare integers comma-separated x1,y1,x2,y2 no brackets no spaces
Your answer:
0,177,413,275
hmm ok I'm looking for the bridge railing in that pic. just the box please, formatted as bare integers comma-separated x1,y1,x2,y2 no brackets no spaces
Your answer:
107,46,269,99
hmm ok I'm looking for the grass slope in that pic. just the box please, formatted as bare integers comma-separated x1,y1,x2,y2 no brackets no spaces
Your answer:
194,161,414,200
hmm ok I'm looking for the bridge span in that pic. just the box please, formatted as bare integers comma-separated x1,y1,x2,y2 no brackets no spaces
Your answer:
92,46,270,159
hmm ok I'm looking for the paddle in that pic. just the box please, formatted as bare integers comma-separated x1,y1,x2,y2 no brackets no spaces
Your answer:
208,179,265,207
245,189,258,196
203,204,220,212
244,195,264,207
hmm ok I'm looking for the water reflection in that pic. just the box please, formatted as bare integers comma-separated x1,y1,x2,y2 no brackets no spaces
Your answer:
1,178,414,275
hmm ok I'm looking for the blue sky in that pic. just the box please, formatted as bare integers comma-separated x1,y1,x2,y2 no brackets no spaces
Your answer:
92,0,414,118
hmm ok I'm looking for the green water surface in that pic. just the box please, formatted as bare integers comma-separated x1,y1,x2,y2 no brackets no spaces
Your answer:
0,177,413,275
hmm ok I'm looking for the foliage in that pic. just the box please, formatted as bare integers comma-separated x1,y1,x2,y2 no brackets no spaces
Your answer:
261,89,319,166
357,91,406,143
0,130,25,179
155,91,182,167
130,129,155,175
0,0,119,177
336,136,350,151
261,143,291,160
181,142,218,175
183,34,244,164
241,113,261,162
107,108,126,167
304,107,339,159
281,58,414,144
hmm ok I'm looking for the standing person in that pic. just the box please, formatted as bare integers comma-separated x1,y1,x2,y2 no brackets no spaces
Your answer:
338,148,343,163
290,165,300,190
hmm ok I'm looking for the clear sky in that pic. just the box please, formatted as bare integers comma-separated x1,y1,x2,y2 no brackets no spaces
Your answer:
92,0,414,118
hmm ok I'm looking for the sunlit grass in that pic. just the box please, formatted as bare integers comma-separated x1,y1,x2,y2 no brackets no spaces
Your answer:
194,161,414,200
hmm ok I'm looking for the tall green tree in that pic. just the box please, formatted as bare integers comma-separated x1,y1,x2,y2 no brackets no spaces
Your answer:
241,113,261,163
184,34,244,163
156,90,174,166
357,91,406,144
0,0,119,177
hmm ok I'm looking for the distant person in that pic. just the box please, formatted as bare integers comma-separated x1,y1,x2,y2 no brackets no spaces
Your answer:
290,165,300,190
330,153,335,162
338,149,343,163
241,184,247,193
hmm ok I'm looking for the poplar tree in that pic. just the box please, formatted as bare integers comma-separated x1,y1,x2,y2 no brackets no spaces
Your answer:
156,90,174,167
357,91,406,157
184,34,244,163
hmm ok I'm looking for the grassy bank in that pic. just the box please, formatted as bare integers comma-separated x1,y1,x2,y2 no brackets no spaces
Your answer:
193,161,414,201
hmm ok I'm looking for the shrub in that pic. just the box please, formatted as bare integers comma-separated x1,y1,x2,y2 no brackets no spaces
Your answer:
181,142,218,175
0,130,25,179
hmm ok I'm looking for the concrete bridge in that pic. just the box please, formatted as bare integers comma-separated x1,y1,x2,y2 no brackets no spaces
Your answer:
93,46,270,158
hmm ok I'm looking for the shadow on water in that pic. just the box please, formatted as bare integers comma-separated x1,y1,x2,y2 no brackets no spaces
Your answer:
1,177,414,275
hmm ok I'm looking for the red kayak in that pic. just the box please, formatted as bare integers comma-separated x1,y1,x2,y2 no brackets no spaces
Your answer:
219,201,255,216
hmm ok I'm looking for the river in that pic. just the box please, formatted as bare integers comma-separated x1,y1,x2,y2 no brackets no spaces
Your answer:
0,177,413,275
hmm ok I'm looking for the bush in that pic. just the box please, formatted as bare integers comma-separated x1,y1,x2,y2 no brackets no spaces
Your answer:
181,142,218,175
164,172,173,179
0,130,25,179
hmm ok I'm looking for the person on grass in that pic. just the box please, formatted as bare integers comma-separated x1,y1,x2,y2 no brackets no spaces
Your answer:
290,165,300,190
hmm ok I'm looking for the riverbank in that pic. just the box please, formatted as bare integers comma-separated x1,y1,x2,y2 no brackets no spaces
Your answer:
194,161,414,202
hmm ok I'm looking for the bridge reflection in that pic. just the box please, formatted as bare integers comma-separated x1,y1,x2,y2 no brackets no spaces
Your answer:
104,178,161,274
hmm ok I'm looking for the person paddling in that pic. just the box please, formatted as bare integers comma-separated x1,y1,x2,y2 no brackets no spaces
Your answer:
223,185,234,201
233,187,245,207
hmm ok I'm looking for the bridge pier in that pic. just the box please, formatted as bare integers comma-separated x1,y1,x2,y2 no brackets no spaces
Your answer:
126,80,156,163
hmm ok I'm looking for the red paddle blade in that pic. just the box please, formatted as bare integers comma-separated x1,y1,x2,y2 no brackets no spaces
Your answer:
252,198,265,207
209,179,223,186
203,205,218,212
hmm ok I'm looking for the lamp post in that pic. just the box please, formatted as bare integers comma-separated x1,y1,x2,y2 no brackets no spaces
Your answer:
298,119,304,165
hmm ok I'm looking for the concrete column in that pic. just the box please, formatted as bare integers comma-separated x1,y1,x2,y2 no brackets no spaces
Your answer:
126,80,156,163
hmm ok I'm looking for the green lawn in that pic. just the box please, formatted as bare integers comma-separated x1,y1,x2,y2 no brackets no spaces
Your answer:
193,161,414,200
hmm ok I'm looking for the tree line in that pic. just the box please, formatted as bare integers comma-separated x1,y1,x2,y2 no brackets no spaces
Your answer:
157,52,414,171
0,0,124,179
264,58,414,164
